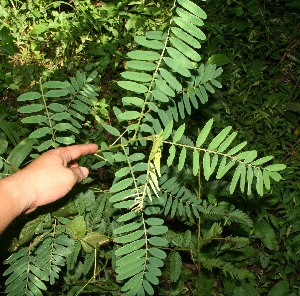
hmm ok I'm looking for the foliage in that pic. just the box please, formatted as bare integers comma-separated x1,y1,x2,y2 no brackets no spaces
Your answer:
1,0,298,295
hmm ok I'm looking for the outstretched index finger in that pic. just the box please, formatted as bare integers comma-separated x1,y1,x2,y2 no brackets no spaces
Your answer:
58,144,98,164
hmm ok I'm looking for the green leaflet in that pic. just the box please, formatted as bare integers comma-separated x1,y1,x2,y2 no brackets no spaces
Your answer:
210,154,219,174
121,272,144,292
208,126,232,151
115,230,145,244
230,164,243,194
148,247,167,260
218,132,237,152
145,218,164,226
121,71,152,82
117,81,148,94
177,0,207,19
148,236,168,247
110,178,134,193
171,199,179,218
196,118,213,147
159,68,182,91
178,147,186,171
117,211,140,223
162,120,173,140
183,93,191,115
235,150,257,162
102,123,120,136
143,280,155,295
114,222,142,235
114,200,135,209
264,164,286,171
247,166,254,195
45,89,69,97
116,257,145,275
217,160,236,179
145,272,159,285
169,37,201,61
18,104,44,113
251,155,274,166
29,127,52,139
147,226,168,235
263,170,271,190
146,30,167,40
166,47,195,69
48,103,67,112
268,171,282,182
17,91,41,101
51,112,71,121
126,60,156,71
115,239,145,257
227,141,247,156
164,57,191,77
173,123,185,142
127,50,160,61
151,89,169,102
192,149,200,176
167,145,176,166
198,85,208,103
115,167,131,178
203,152,211,181
117,249,146,267
118,111,141,121
188,89,199,109
255,168,264,196
176,7,204,26
240,164,247,193
155,79,175,97
122,96,144,107
43,81,70,88
202,64,216,83
117,264,144,281
173,16,206,40
171,27,201,48
56,137,75,145
134,36,164,50
21,115,47,124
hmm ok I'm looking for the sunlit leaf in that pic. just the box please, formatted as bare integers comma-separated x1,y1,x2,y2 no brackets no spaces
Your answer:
196,118,213,147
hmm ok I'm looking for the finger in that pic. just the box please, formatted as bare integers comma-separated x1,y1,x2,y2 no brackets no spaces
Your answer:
70,166,89,183
58,144,98,164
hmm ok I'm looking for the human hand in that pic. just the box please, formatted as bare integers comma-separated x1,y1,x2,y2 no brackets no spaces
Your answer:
2,144,98,215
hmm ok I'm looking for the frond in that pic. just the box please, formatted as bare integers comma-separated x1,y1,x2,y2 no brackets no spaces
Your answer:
201,257,254,280
164,118,286,196
203,202,253,228
116,0,222,140
17,71,99,151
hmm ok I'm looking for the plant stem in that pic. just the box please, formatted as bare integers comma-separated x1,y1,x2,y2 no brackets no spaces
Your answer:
197,157,202,295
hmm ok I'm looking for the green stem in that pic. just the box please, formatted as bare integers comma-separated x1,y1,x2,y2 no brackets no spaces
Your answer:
40,79,56,143
197,153,202,295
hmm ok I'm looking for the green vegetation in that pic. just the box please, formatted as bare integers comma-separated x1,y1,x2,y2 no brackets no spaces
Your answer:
0,0,299,295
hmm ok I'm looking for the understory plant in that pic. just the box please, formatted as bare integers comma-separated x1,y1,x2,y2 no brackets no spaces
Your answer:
0,0,286,295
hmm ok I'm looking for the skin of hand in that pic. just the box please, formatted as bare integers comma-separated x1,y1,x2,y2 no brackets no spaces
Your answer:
0,144,98,233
